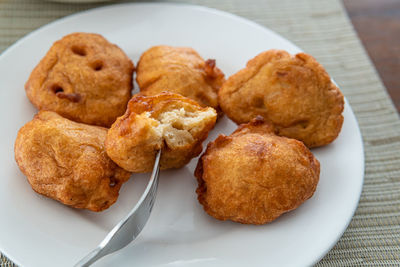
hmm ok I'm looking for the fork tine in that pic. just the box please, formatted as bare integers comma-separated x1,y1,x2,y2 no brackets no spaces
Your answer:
75,150,161,267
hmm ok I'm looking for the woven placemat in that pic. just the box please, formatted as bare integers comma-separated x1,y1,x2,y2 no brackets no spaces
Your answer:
1,0,400,266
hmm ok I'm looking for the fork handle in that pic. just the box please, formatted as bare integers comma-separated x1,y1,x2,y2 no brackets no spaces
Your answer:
74,247,104,267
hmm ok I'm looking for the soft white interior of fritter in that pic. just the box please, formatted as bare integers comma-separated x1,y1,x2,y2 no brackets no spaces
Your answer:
145,108,216,149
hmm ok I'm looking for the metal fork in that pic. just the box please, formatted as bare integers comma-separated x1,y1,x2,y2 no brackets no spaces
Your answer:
74,150,161,267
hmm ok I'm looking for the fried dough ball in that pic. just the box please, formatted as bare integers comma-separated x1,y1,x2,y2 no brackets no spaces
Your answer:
106,92,217,172
218,50,344,147
136,46,225,112
14,111,131,212
195,116,320,225
25,33,134,127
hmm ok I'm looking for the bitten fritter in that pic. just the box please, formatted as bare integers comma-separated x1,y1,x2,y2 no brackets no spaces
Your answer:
106,92,217,173
218,50,344,147
25,33,134,127
136,45,225,112
195,116,320,225
14,111,131,212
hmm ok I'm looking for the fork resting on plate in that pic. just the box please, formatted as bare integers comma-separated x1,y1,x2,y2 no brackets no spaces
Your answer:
74,150,161,267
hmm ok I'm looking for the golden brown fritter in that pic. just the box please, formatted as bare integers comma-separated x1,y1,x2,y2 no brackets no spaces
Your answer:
106,92,217,172
136,45,225,112
25,33,134,127
218,50,344,147
14,111,131,212
195,116,320,225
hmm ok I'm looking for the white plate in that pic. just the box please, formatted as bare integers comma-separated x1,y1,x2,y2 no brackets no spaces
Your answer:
0,3,364,267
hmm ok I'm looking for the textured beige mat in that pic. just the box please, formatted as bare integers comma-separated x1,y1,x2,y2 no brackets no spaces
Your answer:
1,0,400,266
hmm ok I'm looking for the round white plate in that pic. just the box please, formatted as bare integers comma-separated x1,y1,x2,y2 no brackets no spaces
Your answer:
0,3,364,267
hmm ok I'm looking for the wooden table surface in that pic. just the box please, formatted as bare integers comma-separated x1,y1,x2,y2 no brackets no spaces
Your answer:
343,0,400,113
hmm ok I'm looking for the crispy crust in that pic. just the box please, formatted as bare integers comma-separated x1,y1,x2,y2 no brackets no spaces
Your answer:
14,111,131,212
136,45,225,114
105,92,217,172
25,33,134,127
195,117,320,224
218,49,344,147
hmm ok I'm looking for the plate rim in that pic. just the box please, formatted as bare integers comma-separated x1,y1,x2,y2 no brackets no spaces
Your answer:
0,2,365,266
